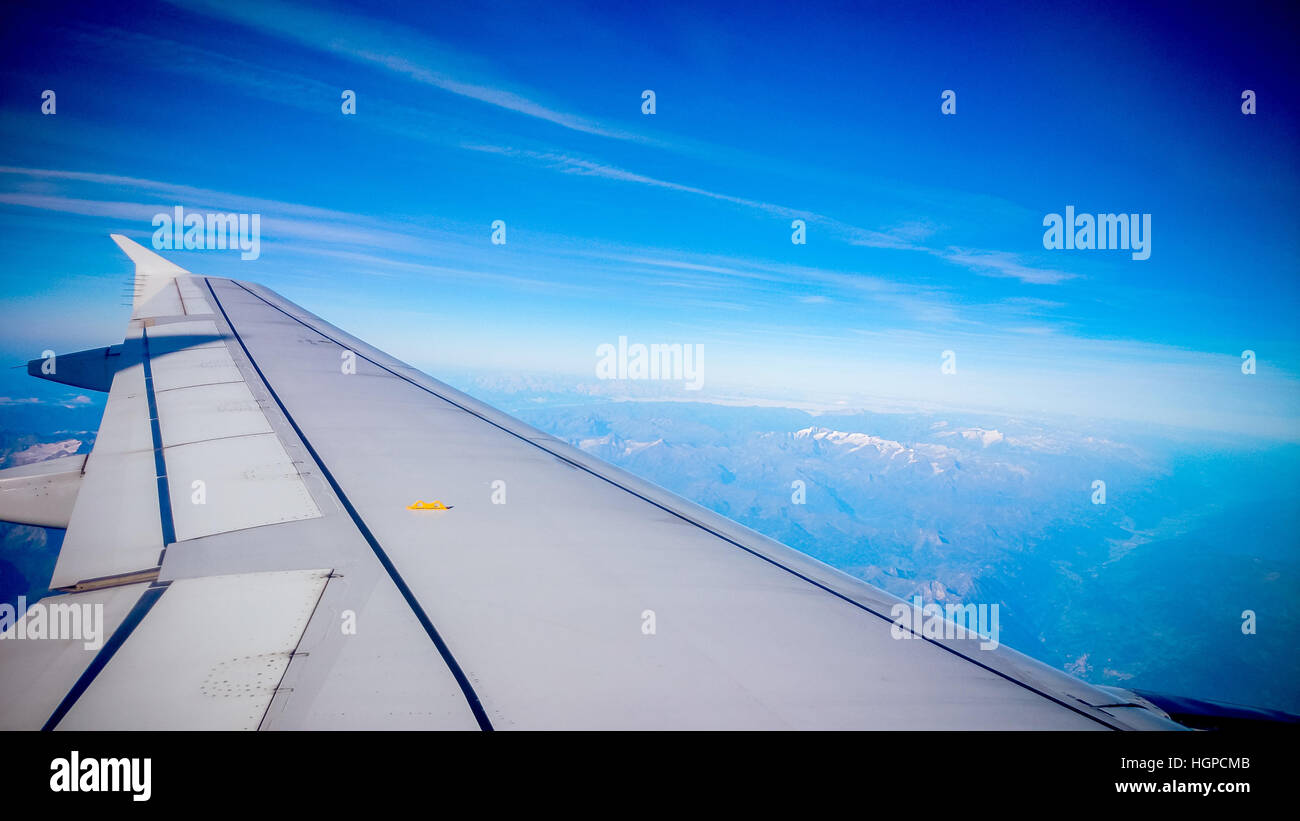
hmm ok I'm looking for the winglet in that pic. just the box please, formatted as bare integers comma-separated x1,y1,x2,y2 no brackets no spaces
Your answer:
110,233,190,315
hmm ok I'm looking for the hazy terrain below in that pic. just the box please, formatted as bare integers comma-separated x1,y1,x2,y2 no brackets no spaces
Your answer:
3,375,1296,715
0,396,100,607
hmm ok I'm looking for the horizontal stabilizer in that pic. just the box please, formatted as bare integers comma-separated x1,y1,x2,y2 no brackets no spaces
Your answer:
27,345,121,392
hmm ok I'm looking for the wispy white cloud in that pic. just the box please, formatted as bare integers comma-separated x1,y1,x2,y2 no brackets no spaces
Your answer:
39,17,1077,290
0,193,159,221
0,166,1111,348
463,145,1076,285
0,167,450,255
936,248,1078,285
0,163,1086,352
164,0,654,144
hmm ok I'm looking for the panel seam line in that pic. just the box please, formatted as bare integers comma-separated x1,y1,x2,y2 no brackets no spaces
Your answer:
205,278,494,732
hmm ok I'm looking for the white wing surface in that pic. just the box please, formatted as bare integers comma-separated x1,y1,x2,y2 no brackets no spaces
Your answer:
0,236,1184,730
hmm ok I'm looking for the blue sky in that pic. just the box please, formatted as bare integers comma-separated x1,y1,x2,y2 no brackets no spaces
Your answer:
0,0,1297,436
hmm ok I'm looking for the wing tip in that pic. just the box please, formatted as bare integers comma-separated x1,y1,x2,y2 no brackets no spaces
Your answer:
110,233,191,313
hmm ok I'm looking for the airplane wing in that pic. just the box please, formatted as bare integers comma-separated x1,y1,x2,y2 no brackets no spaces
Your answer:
0,236,1185,730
